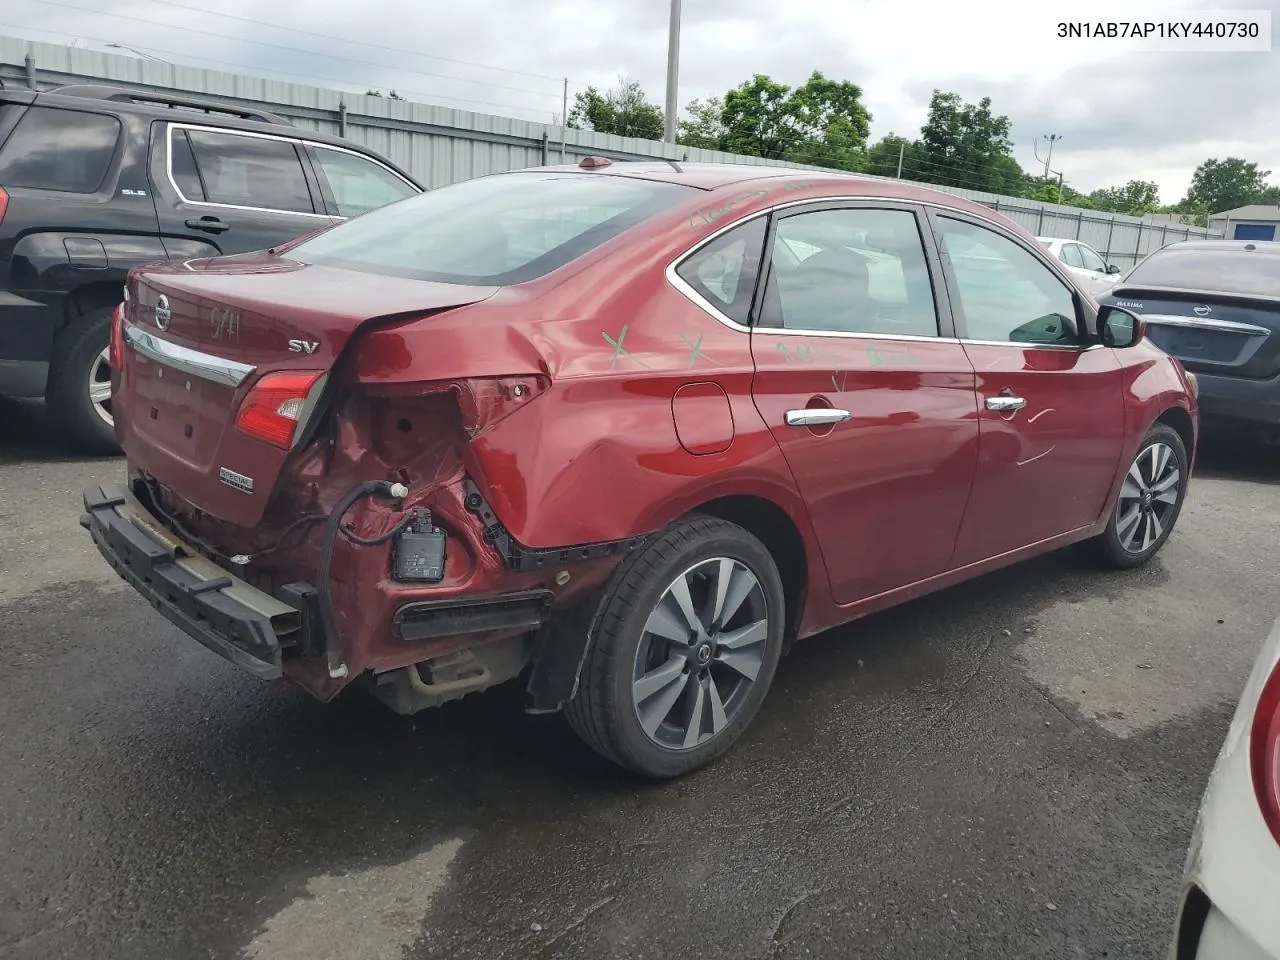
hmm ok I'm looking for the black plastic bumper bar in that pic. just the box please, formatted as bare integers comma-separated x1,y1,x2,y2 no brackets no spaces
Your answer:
80,483,299,680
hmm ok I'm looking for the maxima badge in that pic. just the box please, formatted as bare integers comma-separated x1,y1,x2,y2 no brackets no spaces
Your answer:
218,466,254,494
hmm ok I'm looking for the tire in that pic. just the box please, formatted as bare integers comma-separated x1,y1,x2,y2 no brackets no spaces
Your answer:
46,307,121,456
1085,422,1189,570
565,516,787,779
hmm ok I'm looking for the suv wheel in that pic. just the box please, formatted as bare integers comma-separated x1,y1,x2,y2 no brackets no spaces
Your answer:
47,307,120,456
565,517,786,778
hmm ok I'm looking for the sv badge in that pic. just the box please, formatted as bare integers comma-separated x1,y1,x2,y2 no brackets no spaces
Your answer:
288,339,320,354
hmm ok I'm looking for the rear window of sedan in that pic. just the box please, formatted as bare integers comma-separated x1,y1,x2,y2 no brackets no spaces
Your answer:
287,171,697,285
1125,245,1280,298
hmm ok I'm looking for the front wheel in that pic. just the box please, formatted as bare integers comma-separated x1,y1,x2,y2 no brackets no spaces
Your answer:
565,517,787,779
1085,422,1189,569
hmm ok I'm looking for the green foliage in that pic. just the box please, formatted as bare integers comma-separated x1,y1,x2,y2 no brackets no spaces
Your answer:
914,91,1014,193
713,71,872,170
568,77,664,140
1184,157,1273,214
677,96,728,150
1088,180,1161,216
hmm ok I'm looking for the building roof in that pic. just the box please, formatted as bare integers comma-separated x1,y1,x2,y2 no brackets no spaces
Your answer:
1210,203,1280,220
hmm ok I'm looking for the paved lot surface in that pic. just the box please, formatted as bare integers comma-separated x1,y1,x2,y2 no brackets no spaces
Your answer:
1,396,1278,960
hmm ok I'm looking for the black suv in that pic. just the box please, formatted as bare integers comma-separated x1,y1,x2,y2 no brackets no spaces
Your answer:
0,83,423,452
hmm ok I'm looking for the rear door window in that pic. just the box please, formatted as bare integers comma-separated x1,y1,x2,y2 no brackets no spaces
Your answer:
311,146,418,218
0,106,120,193
1060,243,1084,268
182,129,315,214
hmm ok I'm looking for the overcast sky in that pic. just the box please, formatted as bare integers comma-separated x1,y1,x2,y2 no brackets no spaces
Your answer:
6,0,1278,202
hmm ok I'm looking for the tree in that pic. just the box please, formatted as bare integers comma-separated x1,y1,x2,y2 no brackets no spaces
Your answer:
1089,179,1161,216
864,134,920,178
915,90,1015,193
718,71,872,170
1183,157,1272,214
567,76,664,139
677,96,728,150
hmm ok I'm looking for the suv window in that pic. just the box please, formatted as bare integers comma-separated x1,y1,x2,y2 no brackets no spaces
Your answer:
289,171,696,285
1060,243,1084,268
181,129,315,214
0,106,120,193
936,217,1080,345
1077,244,1108,272
758,207,939,337
674,217,767,326
311,147,417,218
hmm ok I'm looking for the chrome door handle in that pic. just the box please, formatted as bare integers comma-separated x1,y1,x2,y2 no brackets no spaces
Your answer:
785,408,851,427
985,395,1027,411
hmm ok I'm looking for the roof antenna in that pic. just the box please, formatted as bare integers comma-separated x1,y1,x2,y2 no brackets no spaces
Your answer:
665,157,683,172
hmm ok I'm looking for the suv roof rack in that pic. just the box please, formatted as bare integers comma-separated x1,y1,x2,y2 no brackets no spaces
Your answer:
46,84,294,126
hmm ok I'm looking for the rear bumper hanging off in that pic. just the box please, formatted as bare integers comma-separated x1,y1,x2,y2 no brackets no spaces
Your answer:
79,482,302,679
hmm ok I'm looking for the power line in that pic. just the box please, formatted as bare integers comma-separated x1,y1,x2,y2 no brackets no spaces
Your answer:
2,22,564,119
22,0,575,101
68,0,588,87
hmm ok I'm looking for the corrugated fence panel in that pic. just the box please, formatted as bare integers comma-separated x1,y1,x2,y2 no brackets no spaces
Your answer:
0,33,1218,266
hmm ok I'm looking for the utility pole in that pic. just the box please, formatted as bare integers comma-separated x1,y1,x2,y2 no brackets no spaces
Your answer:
560,78,568,162
663,0,681,143
896,141,905,179
1057,171,1064,204
1041,133,1062,179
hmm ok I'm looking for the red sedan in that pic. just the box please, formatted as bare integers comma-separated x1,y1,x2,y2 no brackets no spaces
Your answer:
82,160,1198,778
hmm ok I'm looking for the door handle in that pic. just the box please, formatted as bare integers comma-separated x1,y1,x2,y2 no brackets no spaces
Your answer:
985,395,1027,412
785,408,851,427
185,216,230,234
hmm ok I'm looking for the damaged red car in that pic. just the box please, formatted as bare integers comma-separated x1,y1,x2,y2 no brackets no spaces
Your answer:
82,159,1198,778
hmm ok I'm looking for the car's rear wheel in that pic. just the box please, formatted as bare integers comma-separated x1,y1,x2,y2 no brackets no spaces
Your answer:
46,306,120,455
1086,422,1188,569
565,517,786,778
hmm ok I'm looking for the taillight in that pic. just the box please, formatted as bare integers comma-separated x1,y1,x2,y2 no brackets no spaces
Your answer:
1250,657,1280,845
235,371,325,449
0,186,8,225
109,303,125,370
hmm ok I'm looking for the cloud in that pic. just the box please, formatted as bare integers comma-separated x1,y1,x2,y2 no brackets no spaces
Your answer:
6,0,1277,203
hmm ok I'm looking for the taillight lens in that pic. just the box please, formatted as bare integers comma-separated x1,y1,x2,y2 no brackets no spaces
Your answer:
1250,657,1280,845
0,186,9,225
109,303,125,370
235,371,325,449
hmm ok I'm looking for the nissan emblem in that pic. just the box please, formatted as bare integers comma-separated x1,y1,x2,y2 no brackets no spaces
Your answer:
155,294,172,331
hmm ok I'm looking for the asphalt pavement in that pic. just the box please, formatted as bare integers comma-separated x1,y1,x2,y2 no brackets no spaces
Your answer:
2,396,1278,960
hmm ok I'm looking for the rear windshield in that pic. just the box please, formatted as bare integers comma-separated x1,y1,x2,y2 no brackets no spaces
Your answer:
288,171,697,284
1125,244,1280,298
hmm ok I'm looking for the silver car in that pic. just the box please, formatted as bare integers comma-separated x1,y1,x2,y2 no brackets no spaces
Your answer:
1169,613,1280,959
1037,237,1124,296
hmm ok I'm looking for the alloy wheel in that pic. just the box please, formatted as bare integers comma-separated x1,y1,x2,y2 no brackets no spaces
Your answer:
631,557,769,751
1114,441,1181,554
87,346,113,428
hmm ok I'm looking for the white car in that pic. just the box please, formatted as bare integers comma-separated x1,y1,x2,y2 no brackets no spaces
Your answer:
1036,237,1124,295
1168,614,1280,959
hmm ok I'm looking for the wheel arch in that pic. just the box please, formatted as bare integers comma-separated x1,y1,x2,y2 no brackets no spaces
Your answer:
682,493,809,642
1155,404,1196,463
63,280,126,332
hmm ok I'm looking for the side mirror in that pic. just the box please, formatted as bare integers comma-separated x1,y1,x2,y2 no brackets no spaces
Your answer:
1107,264,1122,275
1097,304,1146,348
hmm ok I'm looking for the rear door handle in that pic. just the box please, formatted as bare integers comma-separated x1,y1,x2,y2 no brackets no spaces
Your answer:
985,395,1027,411
785,408,851,427
185,216,230,234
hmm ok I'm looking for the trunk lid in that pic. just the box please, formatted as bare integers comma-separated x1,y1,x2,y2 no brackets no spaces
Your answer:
1107,285,1280,378
118,251,497,527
